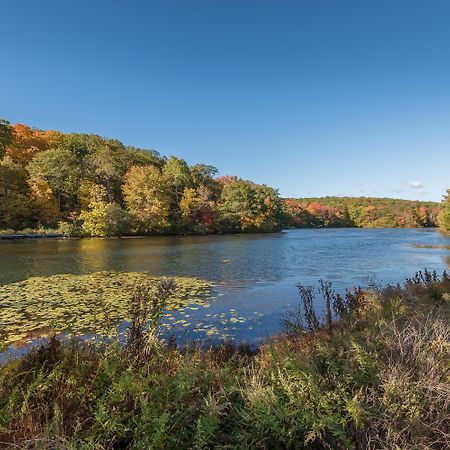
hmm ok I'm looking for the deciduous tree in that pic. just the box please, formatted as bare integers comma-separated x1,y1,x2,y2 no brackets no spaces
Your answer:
180,186,216,232
27,147,81,210
0,119,13,158
122,165,172,233
80,184,130,237
28,177,60,226
439,189,450,231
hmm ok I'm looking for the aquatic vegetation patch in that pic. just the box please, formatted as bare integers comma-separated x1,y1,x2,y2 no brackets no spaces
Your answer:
0,272,213,345
410,243,450,250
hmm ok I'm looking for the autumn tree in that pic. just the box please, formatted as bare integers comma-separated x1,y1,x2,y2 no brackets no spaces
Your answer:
218,179,283,232
439,189,450,231
80,184,129,237
282,199,314,227
411,206,433,227
122,165,172,233
0,156,33,228
159,156,192,228
0,156,28,196
180,185,216,232
5,123,61,166
252,184,284,231
27,147,81,210
28,177,60,226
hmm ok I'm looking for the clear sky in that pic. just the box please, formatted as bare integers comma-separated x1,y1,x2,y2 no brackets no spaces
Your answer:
1,0,449,201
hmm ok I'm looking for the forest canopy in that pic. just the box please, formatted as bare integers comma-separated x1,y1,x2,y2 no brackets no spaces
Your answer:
0,119,283,236
0,119,447,236
284,196,442,229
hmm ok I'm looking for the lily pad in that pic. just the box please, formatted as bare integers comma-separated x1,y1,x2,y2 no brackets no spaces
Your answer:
0,271,213,345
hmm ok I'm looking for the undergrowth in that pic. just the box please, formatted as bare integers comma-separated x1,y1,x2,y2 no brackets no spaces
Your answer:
0,270,449,449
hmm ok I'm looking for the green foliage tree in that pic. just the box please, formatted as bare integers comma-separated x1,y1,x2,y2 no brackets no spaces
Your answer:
163,156,193,200
27,147,81,210
0,119,13,158
80,184,130,237
218,180,254,231
57,133,105,160
161,156,193,228
190,164,218,187
219,179,283,232
0,156,34,229
125,146,163,168
84,144,129,202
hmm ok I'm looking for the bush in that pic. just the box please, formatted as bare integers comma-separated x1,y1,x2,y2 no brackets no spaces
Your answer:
58,220,84,237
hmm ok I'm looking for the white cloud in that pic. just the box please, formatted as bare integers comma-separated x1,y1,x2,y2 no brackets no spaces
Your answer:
408,180,423,189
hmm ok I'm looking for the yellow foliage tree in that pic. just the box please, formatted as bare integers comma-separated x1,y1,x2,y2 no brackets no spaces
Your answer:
122,165,173,233
28,177,60,226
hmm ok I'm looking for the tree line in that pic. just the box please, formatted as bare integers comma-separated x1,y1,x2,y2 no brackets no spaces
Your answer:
283,196,447,229
0,119,283,236
1,119,448,236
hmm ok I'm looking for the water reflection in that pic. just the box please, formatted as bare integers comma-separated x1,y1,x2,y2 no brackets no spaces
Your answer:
1,229,449,342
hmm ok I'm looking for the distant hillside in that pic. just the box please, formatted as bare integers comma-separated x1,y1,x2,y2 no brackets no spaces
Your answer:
283,196,441,228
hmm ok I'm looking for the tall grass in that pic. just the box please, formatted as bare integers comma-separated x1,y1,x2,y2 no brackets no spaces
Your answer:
0,270,448,449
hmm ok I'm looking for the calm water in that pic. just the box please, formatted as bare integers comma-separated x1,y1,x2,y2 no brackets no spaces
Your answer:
1,228,449,343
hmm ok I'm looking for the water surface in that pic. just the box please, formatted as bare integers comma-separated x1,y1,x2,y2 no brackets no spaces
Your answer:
1,228,449,343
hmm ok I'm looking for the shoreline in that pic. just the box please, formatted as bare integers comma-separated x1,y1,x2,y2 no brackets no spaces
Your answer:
0,226,443,241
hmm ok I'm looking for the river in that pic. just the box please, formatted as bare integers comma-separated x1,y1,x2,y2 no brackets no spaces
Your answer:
1,228,449,343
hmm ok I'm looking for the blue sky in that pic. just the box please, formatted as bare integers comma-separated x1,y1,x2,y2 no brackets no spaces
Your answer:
1,0,449,201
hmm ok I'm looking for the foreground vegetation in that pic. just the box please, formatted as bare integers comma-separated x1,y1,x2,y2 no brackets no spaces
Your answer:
0,270,448,449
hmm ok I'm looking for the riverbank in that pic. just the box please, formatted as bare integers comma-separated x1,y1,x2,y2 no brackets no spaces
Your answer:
0,233,63,240
0,228,63,240
0,270,448,449
0,225,446,241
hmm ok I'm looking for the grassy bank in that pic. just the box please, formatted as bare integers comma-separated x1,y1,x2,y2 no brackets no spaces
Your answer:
0,228,62,239
0,271,449,449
